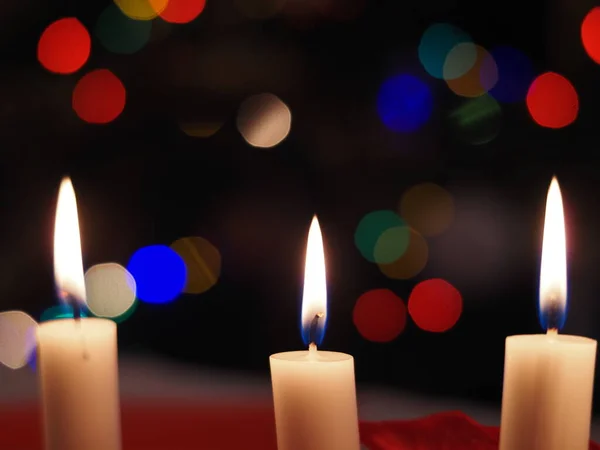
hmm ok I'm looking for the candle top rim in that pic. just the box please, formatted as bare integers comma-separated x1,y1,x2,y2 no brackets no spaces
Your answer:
270,350,353,363
37,317,116,336
506,334,596,345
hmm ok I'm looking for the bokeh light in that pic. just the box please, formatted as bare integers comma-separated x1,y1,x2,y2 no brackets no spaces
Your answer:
40,304,89,322
449,94,502,145
355,210,409,263
170,237,222,294
408,278,462,332
526,72,578,129
443,42,478,83
85,263,137,319
72,69,126,124
353,289,407,342
37,18,91,74
113,0,168,21
377,74,433,133
96,4,152,55
399,183,454,237
237,93,291,148
378,228,428,280
159,0,206,23
446,45,498,98
419,23,474,80
582,8,600,64
127,245,187,304
108,298,139,324
179,121,223,138
0,311,37,369
483,46,534,103
235,0,287,19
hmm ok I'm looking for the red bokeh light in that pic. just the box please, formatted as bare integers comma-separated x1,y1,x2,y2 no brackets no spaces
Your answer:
582,8,600,64
353,289,407,343
526,72,578,129
37,18,91,74
72,69,126,124
408,279,462,333
160,0,206,24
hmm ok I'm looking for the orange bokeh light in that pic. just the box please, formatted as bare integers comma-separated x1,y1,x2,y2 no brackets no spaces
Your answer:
72,69,126,124
408,279,462,333
526,72,578,129
159,0,206,23
353,289,407,343
37,18,91,74
582,7,600,64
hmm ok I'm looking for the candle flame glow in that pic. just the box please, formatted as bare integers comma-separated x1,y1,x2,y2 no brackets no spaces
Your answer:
538,177,567,331
54,177,86,305
301,216,327,346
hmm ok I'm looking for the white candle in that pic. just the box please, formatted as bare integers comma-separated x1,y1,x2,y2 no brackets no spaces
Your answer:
499,177,597,450
269,216,360,450
37,177,122,450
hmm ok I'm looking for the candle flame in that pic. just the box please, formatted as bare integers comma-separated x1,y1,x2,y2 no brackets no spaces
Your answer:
301,216,327,346
54,177,86,305
538,177,567,331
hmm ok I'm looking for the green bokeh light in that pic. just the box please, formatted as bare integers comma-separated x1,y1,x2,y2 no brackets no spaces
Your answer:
449,94,502,145
355,210,409,263
95,3,152,55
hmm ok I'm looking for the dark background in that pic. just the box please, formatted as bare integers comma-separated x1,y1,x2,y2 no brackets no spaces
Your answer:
1,0,600,411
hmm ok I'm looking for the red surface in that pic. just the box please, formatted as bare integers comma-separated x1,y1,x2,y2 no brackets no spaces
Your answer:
2,406,599,449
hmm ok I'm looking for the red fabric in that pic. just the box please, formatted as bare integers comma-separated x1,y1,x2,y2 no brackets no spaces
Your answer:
359,410,600,450
1,405,598,449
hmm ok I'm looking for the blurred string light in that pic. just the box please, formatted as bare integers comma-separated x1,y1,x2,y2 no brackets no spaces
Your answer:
0,311,37,369
582,8,600,64
353,289,407,343
399,183,454,237
237,93,291,148
354,210,409,264
127,245,187,304
419,23,476,80
170,237,221,294
526,72,579,129
408,278,462,332
72,69,126,124
376,74,433,133
179,121,223,138
378,228,428,280
96,3,152,55
445,45,498,98
37,18,91,74
483,46,534,103
85,263,137,321
113,0,168,21
449,94,502,145
159,0,206,23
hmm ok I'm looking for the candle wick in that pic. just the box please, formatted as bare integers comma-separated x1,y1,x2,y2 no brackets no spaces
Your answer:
309,312,324,347
65,294,89,361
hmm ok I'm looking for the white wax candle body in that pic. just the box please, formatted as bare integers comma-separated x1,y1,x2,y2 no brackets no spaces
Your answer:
500,333,597,450
37,318,121,450
270,347,360,450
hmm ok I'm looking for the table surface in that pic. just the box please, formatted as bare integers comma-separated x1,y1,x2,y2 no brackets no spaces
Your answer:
2,355,600,442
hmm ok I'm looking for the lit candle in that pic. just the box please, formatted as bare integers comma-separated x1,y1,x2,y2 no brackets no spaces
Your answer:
269,216,360,450
499,177,597,450
37,177,122,450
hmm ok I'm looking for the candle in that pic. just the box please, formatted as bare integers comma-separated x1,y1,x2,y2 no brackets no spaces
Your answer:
499,177,597,450
37,177,122,450
269,216,360,450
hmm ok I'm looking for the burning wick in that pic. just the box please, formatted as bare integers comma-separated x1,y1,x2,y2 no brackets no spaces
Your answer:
543,295,562,334
309,312,324,348
64,293,89,360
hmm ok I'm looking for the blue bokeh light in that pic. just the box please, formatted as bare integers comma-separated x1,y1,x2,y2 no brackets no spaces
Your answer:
482,46,534,103
127,245,187,304
377,74,433,133
419,23,473,79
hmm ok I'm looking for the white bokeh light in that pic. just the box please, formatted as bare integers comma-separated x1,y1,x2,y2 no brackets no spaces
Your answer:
0,311,38,369
85,263,136,319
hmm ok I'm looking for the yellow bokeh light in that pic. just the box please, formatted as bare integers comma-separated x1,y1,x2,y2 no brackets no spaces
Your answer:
399,183,455,237
378,228,428,280
170,236,222,294
113,0,169,21
446,44,498,98
179,121,223,138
